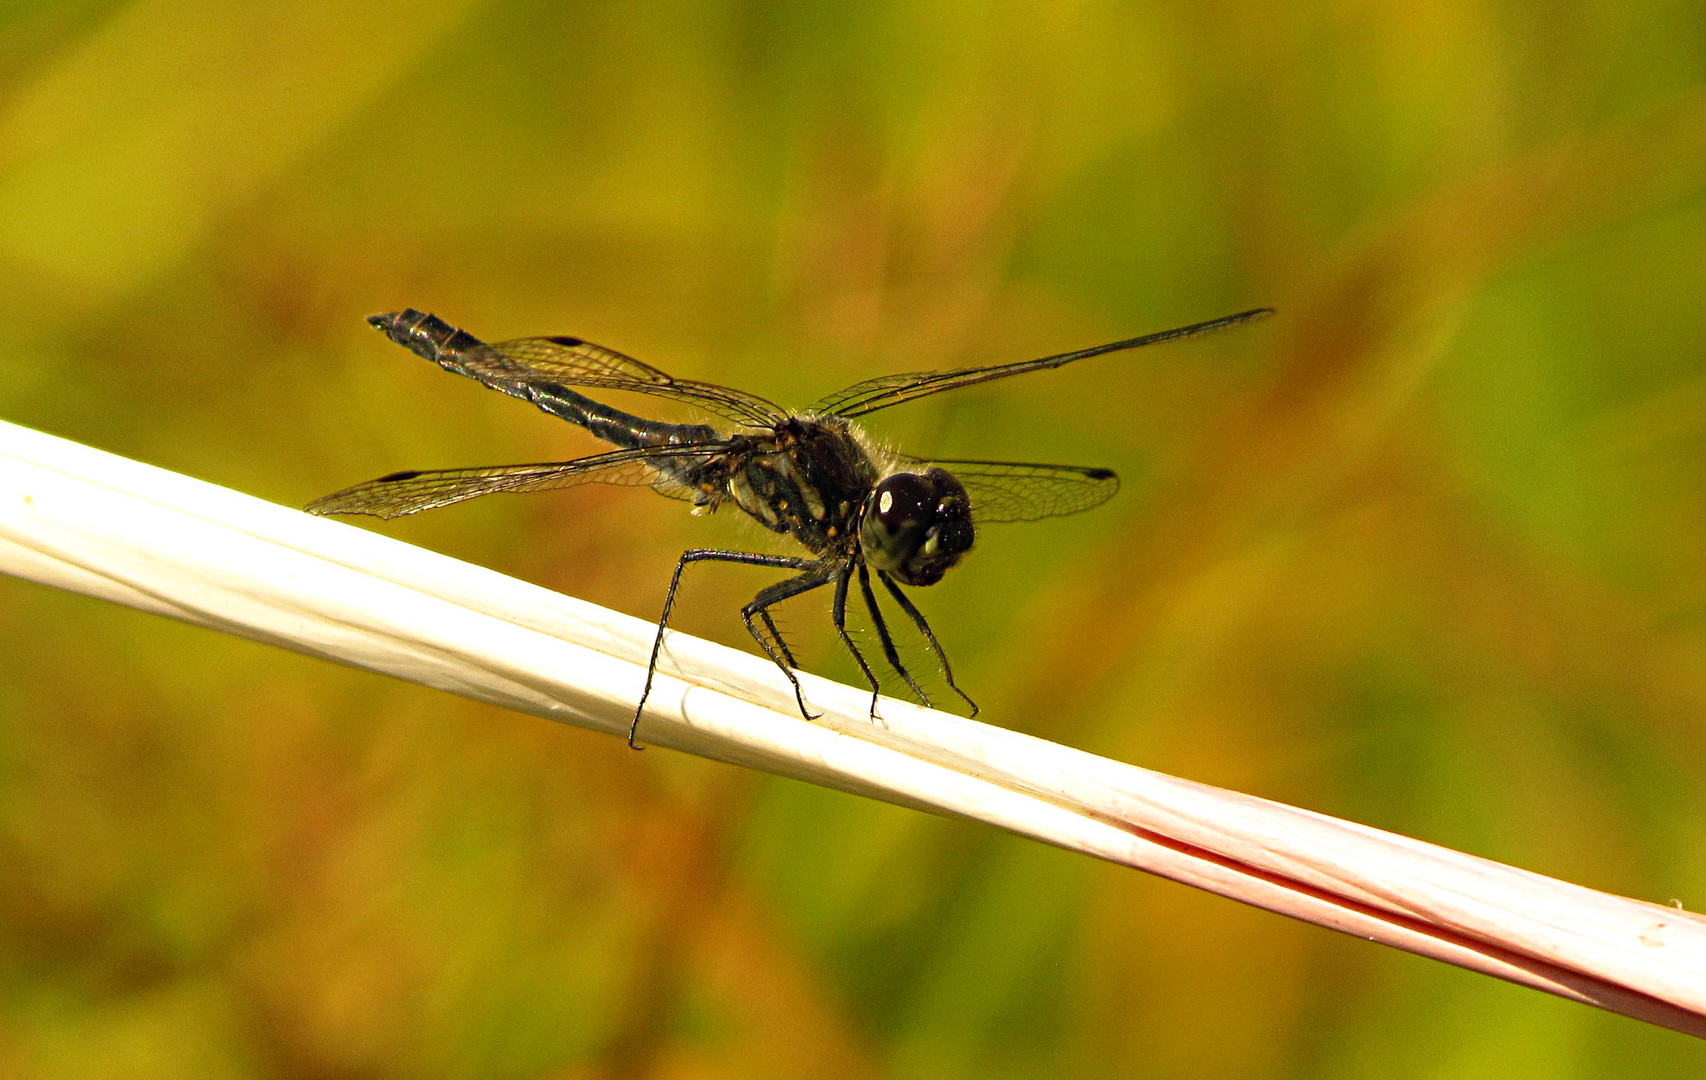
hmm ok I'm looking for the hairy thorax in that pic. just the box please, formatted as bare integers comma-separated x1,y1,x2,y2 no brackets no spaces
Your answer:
725,416,883,555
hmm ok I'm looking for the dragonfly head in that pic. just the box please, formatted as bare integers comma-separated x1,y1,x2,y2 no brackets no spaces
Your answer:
861,468,974,587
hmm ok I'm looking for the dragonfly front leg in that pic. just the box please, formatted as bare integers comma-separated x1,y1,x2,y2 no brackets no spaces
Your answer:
878,570,978,716
855,562,932,714
633,548,818,749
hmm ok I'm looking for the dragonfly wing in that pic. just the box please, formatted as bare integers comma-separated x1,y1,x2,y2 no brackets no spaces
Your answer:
813,308,1273,419
910,459,1120,524
305,443,723,519
488,335,789,427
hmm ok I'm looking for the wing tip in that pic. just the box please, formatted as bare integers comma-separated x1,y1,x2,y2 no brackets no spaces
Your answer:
304,483,410,519
304,499,411,520
303,497,350,517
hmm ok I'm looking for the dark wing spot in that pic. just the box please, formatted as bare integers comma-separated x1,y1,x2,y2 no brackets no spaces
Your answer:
544,335,587,347
378,470,424,482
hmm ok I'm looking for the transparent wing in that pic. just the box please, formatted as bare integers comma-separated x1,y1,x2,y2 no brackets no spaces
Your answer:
305,443,723,520
913,459,1121,523
484,335,789,427
373,310,787,427
812,308,1273,419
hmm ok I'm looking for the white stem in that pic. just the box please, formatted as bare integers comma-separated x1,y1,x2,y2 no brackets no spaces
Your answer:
2,418,1703,1036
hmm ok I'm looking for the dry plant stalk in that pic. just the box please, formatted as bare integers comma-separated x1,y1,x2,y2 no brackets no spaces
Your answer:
2,417,1703,1037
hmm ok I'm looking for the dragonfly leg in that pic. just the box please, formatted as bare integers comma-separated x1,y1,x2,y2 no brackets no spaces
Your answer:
755,607,799,670
878,571,979,717
855,563,931,714
739,563,845,722
634,548,817,749
830,565,886,717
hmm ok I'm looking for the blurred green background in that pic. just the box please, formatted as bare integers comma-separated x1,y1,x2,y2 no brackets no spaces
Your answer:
2,0,1705,1076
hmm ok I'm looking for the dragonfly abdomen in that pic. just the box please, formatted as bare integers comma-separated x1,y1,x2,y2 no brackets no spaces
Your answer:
369,309,487,368
369,308,721,457
526,383,721,454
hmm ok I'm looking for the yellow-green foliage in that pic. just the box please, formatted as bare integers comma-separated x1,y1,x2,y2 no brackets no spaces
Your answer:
1,1,1704,1076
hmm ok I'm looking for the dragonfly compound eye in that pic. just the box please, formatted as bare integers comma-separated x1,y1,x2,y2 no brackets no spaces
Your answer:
861,468,974,587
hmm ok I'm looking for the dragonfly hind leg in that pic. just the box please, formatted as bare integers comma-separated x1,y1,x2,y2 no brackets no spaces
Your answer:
753,607,798,670
633,548,819,749
738,563,846,722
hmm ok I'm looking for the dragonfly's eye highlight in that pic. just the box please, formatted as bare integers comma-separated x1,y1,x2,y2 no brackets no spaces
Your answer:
861,468,974,587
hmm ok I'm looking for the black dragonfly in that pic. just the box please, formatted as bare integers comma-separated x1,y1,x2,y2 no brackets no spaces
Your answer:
307,306,1272,746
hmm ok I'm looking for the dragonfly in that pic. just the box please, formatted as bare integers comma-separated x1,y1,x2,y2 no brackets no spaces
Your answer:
307,306,1273,746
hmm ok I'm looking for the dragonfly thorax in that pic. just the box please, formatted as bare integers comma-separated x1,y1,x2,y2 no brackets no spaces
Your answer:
724,417,879,552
